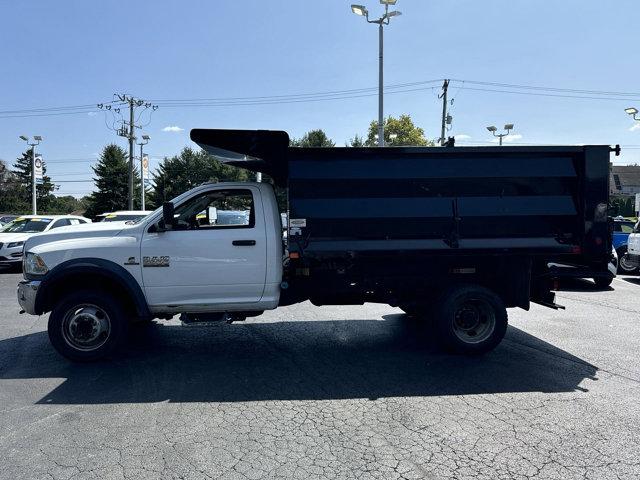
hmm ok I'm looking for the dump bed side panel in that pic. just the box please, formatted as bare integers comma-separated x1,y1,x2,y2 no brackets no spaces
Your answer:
287,146,610,257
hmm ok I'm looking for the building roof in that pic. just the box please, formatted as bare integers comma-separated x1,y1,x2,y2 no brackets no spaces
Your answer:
610,165,640,191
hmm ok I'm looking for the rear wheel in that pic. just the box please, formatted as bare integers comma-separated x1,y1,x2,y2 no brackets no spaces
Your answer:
48,290,128,362
618,247,638,274
434,285,508,355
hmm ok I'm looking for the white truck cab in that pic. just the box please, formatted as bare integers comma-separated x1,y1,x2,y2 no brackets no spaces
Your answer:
18,182,282,361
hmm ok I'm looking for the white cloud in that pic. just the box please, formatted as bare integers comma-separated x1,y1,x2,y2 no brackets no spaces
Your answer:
455,134,471,140
629,123,640,132
87,111,97,117
491,134,523,144
162,125,184,132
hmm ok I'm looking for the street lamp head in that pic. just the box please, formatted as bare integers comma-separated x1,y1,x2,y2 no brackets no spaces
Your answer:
33,135,43,142
351,4,368,16
504,124,514,131
380,0,397,4
625,107,638,115
19,135,28,142
142,134,150,141
487,126,497,132
386,10,402,17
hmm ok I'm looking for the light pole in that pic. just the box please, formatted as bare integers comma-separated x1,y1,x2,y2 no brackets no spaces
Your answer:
625,107,640,123
487,124,514,146
137,134,150,211
351,1,402,147
19,135,42,215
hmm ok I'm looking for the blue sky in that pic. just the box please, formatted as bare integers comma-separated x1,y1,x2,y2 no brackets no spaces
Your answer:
1,0,640,197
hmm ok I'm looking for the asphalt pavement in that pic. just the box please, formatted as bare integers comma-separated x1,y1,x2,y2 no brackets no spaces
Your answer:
0,270,639,479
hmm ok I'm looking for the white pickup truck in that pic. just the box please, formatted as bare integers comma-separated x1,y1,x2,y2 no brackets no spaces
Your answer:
18,182,282,361
17,129,614,362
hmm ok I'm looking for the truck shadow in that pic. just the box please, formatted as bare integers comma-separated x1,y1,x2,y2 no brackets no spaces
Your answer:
0,316,597,404
554,277,613,292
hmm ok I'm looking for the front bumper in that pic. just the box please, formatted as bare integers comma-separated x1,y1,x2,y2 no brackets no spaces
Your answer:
17,280,41,315
0,250,24,267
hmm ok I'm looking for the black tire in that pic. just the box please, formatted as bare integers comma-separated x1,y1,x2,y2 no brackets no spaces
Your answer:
434,285,508,355
48,290,129,362
617,247,638,274
593,276,614,289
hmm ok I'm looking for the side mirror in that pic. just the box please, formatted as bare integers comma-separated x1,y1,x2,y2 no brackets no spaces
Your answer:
162,202,175,230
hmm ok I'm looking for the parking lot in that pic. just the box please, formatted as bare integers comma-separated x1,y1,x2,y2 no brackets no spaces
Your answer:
0,271,639,480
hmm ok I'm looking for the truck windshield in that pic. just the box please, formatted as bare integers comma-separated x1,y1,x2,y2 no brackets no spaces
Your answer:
0,218,52,233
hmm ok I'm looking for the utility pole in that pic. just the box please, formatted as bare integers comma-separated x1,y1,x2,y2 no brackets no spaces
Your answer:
127,98,135,210
439,79,450,146
99,95,158,210
378,22,384,147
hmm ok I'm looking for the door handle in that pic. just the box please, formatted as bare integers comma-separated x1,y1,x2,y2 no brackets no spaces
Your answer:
232,240,256,246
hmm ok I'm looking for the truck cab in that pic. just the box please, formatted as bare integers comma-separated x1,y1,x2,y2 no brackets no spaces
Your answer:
18,182,282,360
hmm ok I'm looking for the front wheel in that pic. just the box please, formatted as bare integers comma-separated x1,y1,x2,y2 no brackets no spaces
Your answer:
48,290,128,362
434,285,508,355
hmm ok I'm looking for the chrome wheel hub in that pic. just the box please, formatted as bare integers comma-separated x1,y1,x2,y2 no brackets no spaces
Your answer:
62,304,111,351
453,300,496,344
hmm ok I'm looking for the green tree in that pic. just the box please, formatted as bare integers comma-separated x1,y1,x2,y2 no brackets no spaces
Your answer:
47,195,88,215
151,147,249,206
364,114,433,147
348,134,366,147
12,148,57,211
84,144,141,219
610,195,635,217
291,129,335,147
0,159,26,213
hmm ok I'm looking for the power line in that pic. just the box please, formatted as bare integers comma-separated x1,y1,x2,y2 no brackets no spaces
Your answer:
449,79,640,97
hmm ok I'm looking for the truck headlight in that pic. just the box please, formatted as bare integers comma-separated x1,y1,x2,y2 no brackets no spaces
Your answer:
7,241,24,248
23,252,48,276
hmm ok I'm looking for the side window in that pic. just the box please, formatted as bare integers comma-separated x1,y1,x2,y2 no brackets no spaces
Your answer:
621,224,634,234
69,219,80,225
50,219,71,229
173,189,255,231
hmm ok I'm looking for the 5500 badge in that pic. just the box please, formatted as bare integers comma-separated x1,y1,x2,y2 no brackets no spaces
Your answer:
143,256,170,267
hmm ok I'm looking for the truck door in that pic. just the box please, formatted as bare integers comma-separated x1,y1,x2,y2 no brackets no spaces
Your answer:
140,187,267,309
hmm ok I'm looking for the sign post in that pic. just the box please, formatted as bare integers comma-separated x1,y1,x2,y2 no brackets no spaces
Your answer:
141,154,149,211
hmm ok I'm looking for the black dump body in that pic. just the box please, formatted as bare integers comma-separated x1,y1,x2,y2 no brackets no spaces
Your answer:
192,129,613,309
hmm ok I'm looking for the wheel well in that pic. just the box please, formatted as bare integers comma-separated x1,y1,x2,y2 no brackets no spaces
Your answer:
42,272,140,319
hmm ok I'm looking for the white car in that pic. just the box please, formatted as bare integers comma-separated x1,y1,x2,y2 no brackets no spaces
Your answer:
626,228,640,270
0,215,91,268
96,210,152,223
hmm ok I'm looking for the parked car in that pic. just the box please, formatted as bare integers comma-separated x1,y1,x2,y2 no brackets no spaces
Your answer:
612,217,638,274
0,215,91,269
96,210,152,223
0,215,18,225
